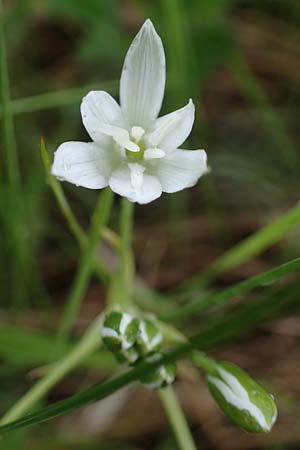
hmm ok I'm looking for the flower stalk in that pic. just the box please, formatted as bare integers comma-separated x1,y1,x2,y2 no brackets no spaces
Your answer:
159,386,198,450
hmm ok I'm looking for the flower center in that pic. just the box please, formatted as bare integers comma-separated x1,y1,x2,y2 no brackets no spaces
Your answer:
126,127,145,162
125,126,166,162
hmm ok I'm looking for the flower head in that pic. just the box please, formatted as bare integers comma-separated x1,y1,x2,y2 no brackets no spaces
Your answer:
52,19,208,204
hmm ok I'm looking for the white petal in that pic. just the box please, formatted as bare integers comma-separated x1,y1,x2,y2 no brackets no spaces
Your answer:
154,149,208,193
120,19,166,129
51,141,111,189
146,99,194,150
128,163,145,189
81,91,124,145
109,163,162,204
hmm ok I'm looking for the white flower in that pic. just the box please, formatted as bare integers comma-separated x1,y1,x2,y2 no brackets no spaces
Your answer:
51,19,208,204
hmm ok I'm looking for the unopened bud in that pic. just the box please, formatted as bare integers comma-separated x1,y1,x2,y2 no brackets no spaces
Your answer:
207,362,277,433
139,354,176,390
101,311,139,363
137,319,163,356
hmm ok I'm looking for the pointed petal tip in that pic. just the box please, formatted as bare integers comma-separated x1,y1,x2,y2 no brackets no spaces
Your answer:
143,18,155,30
140,18,161,40
187,99,195,113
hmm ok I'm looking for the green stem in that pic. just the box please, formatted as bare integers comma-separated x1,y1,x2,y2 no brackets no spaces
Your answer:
56,189,113,345
0,314,104,425
159,322,217,374
190,351,216,375
0,0,20,186
119,199,135,303
159,386,197,450
108,198,134,308
0,0,35,306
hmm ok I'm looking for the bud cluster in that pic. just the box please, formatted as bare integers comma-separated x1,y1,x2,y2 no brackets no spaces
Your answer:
101,311,176,389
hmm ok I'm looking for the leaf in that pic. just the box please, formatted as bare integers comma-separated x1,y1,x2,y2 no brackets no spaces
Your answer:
163,257,300,322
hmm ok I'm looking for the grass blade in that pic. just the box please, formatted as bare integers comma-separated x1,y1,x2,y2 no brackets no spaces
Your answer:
8,81,118,115
177,204,300,293
163,257,300,321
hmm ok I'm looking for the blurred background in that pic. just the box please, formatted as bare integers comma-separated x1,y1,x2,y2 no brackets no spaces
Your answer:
1,0,300,449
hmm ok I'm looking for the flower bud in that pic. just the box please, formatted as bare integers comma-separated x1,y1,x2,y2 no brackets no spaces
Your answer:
136,319,163,356
114,347,140,364
139,354,177,390
101,311,140,363
207,362,277,433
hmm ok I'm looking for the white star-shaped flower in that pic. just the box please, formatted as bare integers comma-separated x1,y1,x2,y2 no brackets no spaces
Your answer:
52,19,208,204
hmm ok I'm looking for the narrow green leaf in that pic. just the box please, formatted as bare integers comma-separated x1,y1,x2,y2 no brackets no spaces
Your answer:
177,204,300,294
8,81,118,115
163,257,300,322
0,0,20,186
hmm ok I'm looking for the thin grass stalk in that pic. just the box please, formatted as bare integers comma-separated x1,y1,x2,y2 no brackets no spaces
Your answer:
55,189,113,347
0,1,35,306
164,256,300,322
8,81,118,115
0,0,20,186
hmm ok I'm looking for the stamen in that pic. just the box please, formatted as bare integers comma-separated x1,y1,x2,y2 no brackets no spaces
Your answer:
144,148,165,160
123,140,140,153
131,126,145,143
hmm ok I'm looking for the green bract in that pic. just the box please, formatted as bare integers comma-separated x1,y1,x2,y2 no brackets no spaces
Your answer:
139,354,177,390
207,361,277,433
101,311,140,362
136,319,163,356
